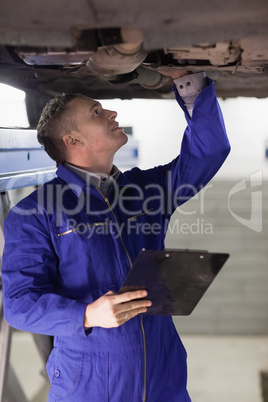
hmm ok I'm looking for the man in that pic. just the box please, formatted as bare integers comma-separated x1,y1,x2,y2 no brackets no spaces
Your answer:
1,70,230,401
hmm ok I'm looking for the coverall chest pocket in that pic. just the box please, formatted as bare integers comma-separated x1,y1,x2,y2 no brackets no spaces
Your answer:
55,218,124,292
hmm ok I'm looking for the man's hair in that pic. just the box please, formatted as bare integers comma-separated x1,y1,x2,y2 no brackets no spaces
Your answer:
37,94,81,166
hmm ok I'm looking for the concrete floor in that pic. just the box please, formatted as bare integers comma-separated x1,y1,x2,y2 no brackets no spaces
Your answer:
8,331,268,402
181,335,268,402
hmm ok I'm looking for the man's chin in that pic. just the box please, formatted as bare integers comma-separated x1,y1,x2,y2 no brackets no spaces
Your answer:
123,132,129,144
120,132,129,146
114,135,128,155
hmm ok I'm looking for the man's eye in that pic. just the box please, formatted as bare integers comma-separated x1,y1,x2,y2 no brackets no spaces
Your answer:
94,109,99,115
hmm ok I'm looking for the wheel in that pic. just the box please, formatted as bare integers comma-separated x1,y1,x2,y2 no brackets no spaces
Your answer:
25,92,51,128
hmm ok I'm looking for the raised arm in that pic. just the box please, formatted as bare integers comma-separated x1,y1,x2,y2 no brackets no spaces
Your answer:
126,72,230,219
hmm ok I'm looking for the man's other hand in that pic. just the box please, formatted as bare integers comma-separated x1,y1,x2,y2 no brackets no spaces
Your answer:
83,290,152,329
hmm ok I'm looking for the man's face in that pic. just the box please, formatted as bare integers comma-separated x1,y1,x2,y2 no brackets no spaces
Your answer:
68,96,128,156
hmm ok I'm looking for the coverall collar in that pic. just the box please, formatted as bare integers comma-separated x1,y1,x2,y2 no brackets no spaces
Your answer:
56,163,136,198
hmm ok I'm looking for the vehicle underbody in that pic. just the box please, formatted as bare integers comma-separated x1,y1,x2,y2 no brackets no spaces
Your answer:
0,0,267,124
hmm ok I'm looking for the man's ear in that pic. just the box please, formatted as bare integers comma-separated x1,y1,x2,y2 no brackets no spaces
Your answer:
62,134,81,149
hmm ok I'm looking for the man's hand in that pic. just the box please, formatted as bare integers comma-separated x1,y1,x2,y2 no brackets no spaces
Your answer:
83,290,152,329
158,69,190,80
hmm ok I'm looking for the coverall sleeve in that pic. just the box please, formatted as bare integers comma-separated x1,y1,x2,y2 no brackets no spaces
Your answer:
1,204,88,336
129,78,231,218
170,78,231,207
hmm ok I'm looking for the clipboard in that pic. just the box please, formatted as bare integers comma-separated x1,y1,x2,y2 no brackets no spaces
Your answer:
119,249,229,315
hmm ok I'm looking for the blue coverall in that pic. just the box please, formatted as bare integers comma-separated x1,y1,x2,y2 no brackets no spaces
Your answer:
1,80,230,401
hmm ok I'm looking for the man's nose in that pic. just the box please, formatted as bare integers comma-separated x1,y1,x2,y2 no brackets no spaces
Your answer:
107,109,117,120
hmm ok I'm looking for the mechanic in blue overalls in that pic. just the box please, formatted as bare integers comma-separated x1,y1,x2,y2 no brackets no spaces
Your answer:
1,69,230,401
